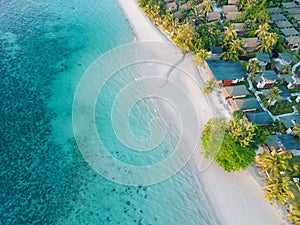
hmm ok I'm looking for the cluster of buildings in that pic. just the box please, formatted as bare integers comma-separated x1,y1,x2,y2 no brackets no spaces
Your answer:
269,2,300,50
205,50,300,155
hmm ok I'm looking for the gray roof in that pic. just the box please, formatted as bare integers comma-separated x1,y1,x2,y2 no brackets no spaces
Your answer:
223,85,250,97
267,7,282,14
275,20,293,28
233,98,261,110
245,111,273,125
281,2,298,9
207,12,221,22
279,115,300,129
256,53,271,63
206,59,247,80
286,7,300,15
263,70,278,81
286,36,300,45
271,14,287,22
233,23,246,32
226,12,242,21
281,74,295,83
243,37,258,48
280,27,300,37
278,53,294,62
293,14,300,21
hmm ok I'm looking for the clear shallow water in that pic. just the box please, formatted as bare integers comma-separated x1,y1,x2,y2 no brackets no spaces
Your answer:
0,0,217,224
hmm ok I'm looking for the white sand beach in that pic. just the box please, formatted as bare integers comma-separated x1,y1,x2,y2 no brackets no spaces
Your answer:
117,0,289,224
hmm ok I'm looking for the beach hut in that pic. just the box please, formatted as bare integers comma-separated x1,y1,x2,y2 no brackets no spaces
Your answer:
281,2,298,9
280,28,299,38
245,111,273,126
277,53,295,65
222,5,239,14
256,53,271,68
279,115,300,134
267,7,282,14
225,12,242,22
271,14,287,22
228,0,237,5
233,23,246,36
229,97,261,112
206,12,221,23
209,46,223,59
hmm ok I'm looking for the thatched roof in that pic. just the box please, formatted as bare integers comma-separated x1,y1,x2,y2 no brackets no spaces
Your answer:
228,0,237,5
243,37,258,49
180,2,193,10
226,12,242,21
207,12,221,22
233,23,246,32
222,5,239,14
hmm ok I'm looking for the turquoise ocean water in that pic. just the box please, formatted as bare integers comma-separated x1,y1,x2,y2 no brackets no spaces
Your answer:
0,0,217,224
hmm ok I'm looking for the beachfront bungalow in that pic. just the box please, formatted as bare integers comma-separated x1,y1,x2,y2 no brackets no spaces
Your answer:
271,14,288,22
229,97,261,112
253,70,278,88
225,12,242,22
286,8,300,15
293,14,300,22
221,85,250,99
205,59,247,86
210,46,223,59
206,12,221,23
281,74,300,89
256,53,271,68
233,23,246,36
243,38,258,52
276,53,295,65
245,111,273,126
166,2,177,11
265,134,300,154
279,115,300,134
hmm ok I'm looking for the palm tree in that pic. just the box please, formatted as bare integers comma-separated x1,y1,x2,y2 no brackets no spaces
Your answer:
221,50,238,61
257,32,278,54
293,123,300,138
229,39,246,55
224,24,237,43
255,23,270,39
161,10,177,34
202,0,216,16
189,5,205,25
246,60,261,79
256,148,292,178
288,202,300,224
265,87,282,107
172,21,196,52
193,49,209,66
262,176,295,207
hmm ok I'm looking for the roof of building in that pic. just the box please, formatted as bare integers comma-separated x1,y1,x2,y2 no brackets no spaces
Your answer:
267,7,282,14
222,5,239,13
243,37,258,48
221,85,251,98
286,7,300,15
271,14,288,21
265,135,281,150
233,23,246,32
166,2,177,11
207,12,221,22
206,59,247,80
245,111,273,125
263,70,278,81
232,98,261,111
256,53,271,63
281,2,298,9
279,134,300,151
180,2,193,10
174,11,183,20
253,74,264,83
281,74,295,83
275,20,293,28
226,12,242,21
278,85,292,98
293,14,300,21
286,36,300,45
280,115,300,129
280,27,300,37
210,46,223,55
228,0,237,4
278,52,294,61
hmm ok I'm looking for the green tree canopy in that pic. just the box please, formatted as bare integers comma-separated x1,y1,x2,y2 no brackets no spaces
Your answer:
201,117,267,172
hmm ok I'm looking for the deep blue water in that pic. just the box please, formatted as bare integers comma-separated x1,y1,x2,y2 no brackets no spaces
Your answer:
0,0,217,224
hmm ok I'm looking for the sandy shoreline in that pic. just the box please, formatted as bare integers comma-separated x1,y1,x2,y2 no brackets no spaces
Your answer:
117,0,289,224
